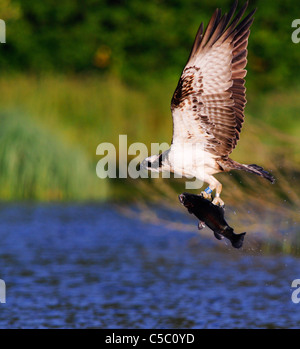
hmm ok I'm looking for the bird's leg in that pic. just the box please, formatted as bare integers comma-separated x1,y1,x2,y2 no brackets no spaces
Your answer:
200,186,212,200
212,192,224,207
200,175,224,207
212,181,224,207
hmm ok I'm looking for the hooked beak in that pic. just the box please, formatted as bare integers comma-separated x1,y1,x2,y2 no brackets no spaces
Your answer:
140,158,148,171
140,157,160,173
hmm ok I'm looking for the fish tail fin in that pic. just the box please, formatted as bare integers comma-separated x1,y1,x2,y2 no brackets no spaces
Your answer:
230,232,246,249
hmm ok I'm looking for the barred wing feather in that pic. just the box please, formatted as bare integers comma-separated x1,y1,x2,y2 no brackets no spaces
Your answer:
171,1,256,157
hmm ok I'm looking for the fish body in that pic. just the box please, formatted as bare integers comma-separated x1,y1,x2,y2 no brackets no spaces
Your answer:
179,192,246,248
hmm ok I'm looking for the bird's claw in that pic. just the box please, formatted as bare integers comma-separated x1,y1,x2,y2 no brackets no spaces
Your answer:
212,196,225,207
200,190,224,207
200,191,212,201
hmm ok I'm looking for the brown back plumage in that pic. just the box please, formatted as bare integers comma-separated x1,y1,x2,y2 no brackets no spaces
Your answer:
171,1,256,157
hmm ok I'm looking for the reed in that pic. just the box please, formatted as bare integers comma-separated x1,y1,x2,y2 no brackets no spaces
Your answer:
0,111,108,200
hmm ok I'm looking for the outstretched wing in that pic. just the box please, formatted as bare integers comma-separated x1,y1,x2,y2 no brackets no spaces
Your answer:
171,1,256,157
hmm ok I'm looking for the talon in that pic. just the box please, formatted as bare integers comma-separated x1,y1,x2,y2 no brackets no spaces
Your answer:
212,196,225,207
200,191,212,201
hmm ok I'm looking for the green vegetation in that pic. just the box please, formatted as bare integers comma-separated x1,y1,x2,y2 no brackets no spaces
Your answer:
1,0,299,91
0,110,108,200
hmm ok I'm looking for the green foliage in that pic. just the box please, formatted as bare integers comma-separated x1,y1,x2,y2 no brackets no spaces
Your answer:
0,74,173,153
0,111,108,200
0,0,20,20
0,0,299,90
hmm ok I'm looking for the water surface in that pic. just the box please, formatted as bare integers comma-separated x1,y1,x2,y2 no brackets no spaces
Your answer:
0,203,299,328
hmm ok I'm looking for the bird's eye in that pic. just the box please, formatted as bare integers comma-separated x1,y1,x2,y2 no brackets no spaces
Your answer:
147,161,152,167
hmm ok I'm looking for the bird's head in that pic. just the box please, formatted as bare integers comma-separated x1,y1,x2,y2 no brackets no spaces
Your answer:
140,153,163,173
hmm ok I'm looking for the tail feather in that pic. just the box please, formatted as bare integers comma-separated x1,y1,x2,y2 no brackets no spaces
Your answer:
244,164,275,183
242,163,275,183
219,158,275,183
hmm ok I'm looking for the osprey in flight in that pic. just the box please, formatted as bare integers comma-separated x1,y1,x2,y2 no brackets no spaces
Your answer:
141,1,274,206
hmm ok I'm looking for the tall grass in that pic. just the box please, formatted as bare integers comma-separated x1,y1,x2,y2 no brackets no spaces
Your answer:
0,112,108,200
0,74,173,157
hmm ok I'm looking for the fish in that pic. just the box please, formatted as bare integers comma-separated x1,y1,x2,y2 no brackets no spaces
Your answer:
178,192,246,249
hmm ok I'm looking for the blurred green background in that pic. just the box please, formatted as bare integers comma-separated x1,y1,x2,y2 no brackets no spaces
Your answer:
0,0,299,217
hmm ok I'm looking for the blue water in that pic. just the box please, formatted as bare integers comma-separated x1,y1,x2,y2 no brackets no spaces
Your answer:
0,203,299,328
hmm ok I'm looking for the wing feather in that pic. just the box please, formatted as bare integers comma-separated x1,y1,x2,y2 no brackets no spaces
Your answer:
171,1,256,156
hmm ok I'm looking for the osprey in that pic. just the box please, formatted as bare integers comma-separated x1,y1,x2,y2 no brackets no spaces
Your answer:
141,1,274,206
